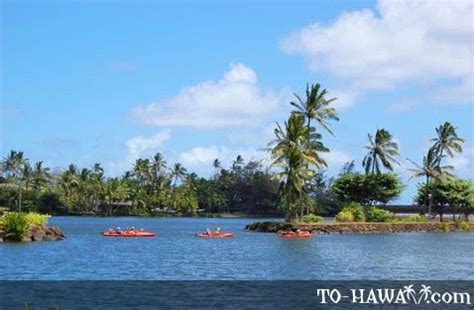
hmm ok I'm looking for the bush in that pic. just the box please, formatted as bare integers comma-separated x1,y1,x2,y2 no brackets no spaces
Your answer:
0,212,28,241
335,203,365,222
24,212,48,226
440,222,450,232
366,207,393,222
404,215,428,223
455,220,470,232
335,210,354,222
302,214,323,223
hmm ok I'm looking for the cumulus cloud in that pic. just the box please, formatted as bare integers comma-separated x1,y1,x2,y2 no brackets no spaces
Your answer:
125,130,171,160
321,150,353,169
132,63,287,128
281,0,473,106
447,145,474,178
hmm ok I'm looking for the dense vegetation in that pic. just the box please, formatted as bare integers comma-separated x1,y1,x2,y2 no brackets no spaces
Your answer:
1,83,472,221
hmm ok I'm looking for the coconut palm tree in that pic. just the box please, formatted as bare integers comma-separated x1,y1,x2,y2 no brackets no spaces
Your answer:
171,163,187,186
1,150,28,211
104,178,130,216
31,161,51,191
408,148,453,216
430,122,464,165
269,113,327,221
22,163,33,192
290,83,339,137
151,153,167,181
362,129,400,174
133,158,151,186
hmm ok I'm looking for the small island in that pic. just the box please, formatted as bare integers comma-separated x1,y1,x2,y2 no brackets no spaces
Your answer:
0,212,65,243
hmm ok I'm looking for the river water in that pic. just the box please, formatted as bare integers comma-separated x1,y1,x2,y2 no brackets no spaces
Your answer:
1,217,472,280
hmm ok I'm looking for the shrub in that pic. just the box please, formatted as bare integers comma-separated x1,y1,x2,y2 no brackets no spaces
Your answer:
335,210,354,222
455,220,470,232
0,212,28,241
404,215,428,223
440,222,450,232
336,203,365,222
366,207,393,222
24,212,48,226
302,214,324,223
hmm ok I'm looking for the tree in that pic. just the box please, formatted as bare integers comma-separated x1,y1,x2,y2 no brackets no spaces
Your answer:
362,129,400,174
269,113,325,221
290,83,339,136
1,150,28,211
431,122,464,165
31,161,51,192
408,148,453,214
415,176,473,221
332,173,403,206
170,163,187,186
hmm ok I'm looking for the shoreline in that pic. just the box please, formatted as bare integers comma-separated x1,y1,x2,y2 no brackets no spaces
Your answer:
246,221,474,234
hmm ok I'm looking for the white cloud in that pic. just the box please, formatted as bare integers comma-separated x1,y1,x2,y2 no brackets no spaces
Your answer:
132,63,287,129
447,146,474,178
281,0,473,106
125,130,171,160
321,150,353,169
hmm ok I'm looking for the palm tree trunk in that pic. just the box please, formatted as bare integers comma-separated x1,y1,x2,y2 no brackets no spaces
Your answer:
18,181,22,212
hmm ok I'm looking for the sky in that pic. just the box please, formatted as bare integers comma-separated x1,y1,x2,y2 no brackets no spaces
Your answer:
1,0,473,203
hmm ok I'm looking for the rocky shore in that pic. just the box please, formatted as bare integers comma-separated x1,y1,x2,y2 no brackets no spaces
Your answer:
246,221,474,234
0,225,66,243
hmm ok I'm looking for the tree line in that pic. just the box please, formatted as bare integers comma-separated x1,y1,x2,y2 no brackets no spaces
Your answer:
1,83,472,220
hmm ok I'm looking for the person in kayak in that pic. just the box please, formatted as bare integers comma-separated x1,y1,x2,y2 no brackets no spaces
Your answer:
214,227,221,236
206,228,212,236
116,227,122,234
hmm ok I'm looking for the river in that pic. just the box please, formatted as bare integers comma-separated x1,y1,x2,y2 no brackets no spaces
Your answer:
1,217,472,280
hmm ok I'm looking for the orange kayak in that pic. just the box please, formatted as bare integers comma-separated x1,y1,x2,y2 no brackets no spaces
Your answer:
195,232,234,238
102,231,156,237
278,233,314,239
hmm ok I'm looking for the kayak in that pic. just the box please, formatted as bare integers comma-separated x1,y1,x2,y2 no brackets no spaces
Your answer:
195,232,234,238
101,231,156,237
278,233,314,239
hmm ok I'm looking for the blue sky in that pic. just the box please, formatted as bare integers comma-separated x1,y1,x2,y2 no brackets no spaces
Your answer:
1,0,473,203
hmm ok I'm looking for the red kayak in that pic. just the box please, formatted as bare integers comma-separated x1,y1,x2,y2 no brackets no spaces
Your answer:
278,232,314,239
195,232,234,238
102,231,156,237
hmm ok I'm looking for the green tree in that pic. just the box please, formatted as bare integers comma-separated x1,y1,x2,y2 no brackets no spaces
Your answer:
415,176,473,221
269,114,325,221
31,161,51,192
1,150,28,211
170,163,187,186
362,129,399,174
408,148,453,213
332,173,403,206
290,83,339,136
431,122,464,165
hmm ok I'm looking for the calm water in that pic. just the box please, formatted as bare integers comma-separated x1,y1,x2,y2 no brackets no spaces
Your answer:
1,217,473,280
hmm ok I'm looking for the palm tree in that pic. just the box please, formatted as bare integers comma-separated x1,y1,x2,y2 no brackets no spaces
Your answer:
430,122,464,165
104,178,130,216
22,163,33,192
408,148,453,216
269,114,326,221
212,158,221,178
290,83,339,137
151,153,167,181
171,163,187,186
1,150,28,211
362,129,400,174
133,158,151,186
31,161,51,191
